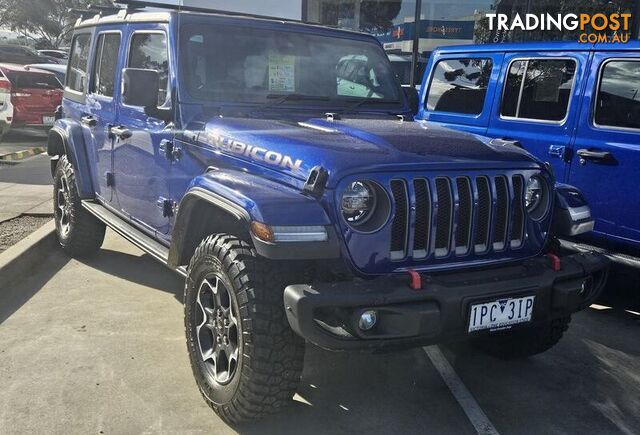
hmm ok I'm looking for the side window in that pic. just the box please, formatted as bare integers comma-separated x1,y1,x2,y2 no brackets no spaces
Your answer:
67,34,92,93
426,58,493,115
501,59,576,122
594,60,640,130
92,33,121,98
128,32,169,106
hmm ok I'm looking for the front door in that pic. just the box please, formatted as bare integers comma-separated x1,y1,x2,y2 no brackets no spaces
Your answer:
487,52,589,180
568,53,640,248
82,30,122,204
112,26,174,236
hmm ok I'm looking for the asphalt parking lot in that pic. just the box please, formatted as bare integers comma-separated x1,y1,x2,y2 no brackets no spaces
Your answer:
0,230,638,435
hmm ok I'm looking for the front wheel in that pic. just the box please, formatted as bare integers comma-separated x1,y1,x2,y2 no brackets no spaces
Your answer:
184,234,304,424
473,316,571,359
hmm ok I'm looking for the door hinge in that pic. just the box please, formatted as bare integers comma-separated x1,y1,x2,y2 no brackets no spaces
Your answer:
105,172,115,187
157,197,177,217
159,139,183,162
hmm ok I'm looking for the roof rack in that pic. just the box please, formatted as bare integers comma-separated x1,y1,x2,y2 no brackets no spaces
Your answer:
113,0,307,24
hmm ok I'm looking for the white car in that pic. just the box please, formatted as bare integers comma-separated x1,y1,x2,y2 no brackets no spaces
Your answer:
0,69,13,141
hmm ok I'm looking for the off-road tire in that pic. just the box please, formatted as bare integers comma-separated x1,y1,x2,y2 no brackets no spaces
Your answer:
53,155,106,256
473,316,571,359
184,234,305,424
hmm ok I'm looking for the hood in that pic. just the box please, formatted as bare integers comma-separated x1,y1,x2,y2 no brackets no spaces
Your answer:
193,115,540,188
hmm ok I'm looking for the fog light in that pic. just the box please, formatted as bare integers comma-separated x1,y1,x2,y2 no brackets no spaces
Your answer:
358,310,378,331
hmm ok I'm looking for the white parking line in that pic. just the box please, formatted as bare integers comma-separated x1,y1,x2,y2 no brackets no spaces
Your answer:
423,346,500,435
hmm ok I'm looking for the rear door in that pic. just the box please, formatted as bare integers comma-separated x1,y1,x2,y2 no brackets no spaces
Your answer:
418,52,502,135
82,29,122,204
487,51,589,179
568,53,640,248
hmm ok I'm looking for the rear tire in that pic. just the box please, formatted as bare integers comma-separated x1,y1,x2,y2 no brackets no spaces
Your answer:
184,234,304,424
53,155,106,257
473,316,571,359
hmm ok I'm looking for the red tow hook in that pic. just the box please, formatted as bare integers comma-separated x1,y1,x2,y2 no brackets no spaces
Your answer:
407,269,422,290
547,253,562,272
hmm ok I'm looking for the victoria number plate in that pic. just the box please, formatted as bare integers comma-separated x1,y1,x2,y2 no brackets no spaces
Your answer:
468,296,535,333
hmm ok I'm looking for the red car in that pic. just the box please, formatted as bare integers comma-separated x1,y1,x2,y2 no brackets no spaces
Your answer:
0,63,62,131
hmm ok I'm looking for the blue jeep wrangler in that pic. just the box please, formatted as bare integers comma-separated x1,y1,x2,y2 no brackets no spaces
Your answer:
49,3,609,423
417,41,640,264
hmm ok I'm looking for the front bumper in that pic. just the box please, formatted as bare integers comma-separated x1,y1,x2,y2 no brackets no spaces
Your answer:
284,252,609,351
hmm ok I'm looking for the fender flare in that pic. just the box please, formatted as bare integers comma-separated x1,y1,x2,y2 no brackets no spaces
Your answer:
47,122,95,199
168,188,251,268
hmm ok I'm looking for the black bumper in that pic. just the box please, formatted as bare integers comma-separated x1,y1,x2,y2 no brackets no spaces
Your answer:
283,252,609,351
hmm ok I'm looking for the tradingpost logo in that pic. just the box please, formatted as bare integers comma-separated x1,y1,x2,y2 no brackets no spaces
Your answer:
485,13,632,43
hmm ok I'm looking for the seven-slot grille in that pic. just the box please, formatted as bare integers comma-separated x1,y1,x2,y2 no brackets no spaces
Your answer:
389,175,527,260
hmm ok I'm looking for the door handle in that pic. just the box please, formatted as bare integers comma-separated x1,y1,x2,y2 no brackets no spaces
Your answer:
109,125,132,140
81,115,97,127
576,149,613,164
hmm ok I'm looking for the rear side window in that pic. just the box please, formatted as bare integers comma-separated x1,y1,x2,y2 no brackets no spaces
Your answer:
594,60,640,131
128,32,169,106
67,34,91,93
501,59,576,122
3,71,61,89
426,58,493,115
92,33,121,97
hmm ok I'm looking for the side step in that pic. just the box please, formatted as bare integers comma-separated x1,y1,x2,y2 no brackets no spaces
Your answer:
559,239,640,269
82,200,187,277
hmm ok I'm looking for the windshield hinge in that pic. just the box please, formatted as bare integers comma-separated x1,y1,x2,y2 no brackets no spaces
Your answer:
303,166,329,198
325,112,341,122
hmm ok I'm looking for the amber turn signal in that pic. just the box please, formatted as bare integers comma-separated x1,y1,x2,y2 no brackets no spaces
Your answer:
250,221,275,243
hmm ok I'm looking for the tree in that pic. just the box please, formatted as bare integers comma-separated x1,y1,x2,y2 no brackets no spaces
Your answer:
0,0,110,48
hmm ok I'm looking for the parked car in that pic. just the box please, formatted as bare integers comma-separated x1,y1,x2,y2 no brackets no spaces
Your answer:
0,45,62,65
0,63,63,131
0,70,13,140
417,41,640,262
25,63,66,84
37,49,69,61
48,5,609,424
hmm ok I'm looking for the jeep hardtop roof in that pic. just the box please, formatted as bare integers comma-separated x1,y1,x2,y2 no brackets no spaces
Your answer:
431,39,640,54
73,1,368,40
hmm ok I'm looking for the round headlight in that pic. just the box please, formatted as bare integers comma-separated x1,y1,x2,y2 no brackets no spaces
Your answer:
341,181,377,226
525,176,544,213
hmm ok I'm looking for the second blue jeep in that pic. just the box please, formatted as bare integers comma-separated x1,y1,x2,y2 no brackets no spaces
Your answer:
49,3,609,424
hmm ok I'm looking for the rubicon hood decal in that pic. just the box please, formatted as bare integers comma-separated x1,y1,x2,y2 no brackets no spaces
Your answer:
205,130,303,172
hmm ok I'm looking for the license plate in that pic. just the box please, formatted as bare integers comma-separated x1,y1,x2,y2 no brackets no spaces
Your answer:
468,296,535,333
43,116,55,125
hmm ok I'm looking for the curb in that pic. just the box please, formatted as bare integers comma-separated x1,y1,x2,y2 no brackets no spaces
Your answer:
0,220,56,289
0,146,47,162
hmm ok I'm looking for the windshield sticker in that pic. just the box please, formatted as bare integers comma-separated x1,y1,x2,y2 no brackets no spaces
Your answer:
268,55,295,92
206,131,303,172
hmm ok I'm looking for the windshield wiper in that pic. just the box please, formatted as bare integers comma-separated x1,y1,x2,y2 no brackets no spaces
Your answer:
256,93,331,111
343,98,404,114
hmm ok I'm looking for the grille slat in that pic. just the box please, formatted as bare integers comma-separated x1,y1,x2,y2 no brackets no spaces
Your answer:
511,176,525,248
434,178,453,258
493,176,509,250
390,180,409,260
388,173,531,262
413,179,431,258
455,177,473,255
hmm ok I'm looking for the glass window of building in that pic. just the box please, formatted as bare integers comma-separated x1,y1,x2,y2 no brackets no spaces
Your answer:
500,58,576,122
594,60,640,130
426,58,492,114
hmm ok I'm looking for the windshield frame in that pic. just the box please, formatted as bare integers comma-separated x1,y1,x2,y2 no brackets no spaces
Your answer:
175,15,409,114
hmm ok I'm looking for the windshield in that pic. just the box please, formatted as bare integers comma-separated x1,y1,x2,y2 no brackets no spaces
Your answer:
179,24,403,110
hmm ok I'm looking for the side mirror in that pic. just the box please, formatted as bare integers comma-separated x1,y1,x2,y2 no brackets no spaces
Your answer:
402,85,419,115
122,68,160,108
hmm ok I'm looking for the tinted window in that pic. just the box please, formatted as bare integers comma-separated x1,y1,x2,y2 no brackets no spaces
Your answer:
501,59,576,122
128,33,169,106
3,70,61,89
92,33,121,97
67,34,91,93
426,58,492,115
595,60,640,130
